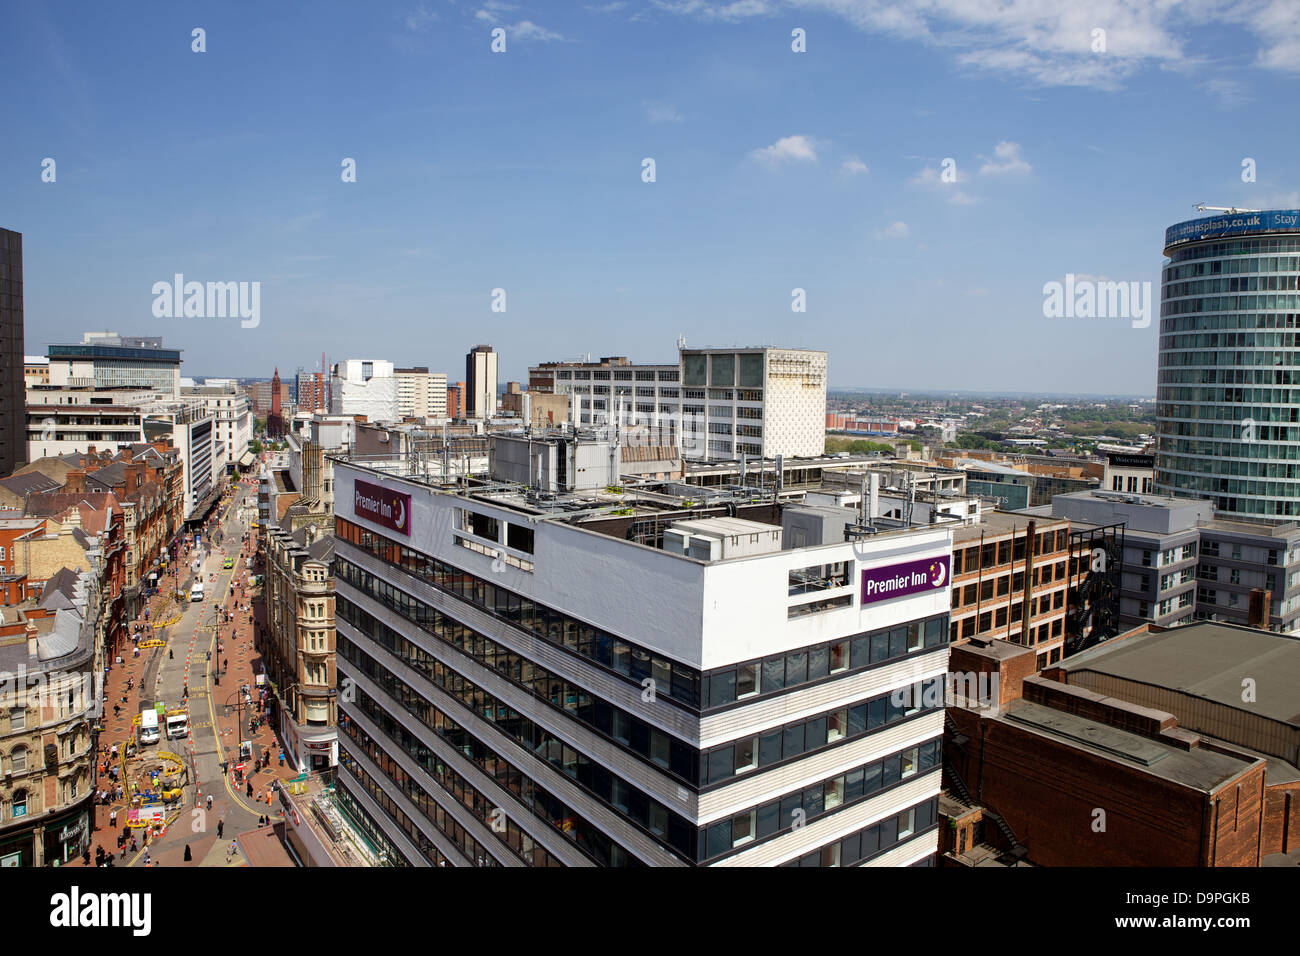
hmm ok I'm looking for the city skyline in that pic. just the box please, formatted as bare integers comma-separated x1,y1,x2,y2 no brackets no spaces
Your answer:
5,2,1300,392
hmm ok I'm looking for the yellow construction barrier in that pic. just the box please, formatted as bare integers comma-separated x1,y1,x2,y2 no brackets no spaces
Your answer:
152,614,182,630
138,638,165,649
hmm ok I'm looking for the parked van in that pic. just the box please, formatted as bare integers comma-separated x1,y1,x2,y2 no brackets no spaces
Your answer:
166,712,190,740
138,708,160,746
190,581,205,602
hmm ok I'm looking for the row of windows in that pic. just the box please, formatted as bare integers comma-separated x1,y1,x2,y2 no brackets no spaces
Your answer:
780,797,938,867
341,712,564,866
337,637,695,860
347,682,642,866
1170,240,1300,263
951,531,1068,575
336,588,700,785
1165,275,1300,297
700,677,945,784
703,738,941,861
1160,385,1300,404
1166,255,1300,278
702,615,947,710
336,518,704,708
338,747,473,867
1159,313,1300,334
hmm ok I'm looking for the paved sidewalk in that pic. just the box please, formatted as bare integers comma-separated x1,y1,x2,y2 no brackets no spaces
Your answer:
72,480,296,868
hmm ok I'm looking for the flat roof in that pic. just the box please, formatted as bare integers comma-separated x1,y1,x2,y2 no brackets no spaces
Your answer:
1000,699,1259,792
1059,622,1300,726
953,510,1065,542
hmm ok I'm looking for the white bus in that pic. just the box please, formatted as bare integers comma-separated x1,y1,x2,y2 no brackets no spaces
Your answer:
138,709,160,746
165,713,190,740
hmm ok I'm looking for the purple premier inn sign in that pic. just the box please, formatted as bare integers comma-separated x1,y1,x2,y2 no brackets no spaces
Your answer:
861,555,950,606
353,478,411,536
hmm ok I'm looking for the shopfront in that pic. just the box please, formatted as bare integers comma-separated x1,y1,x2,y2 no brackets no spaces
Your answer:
0,826,35,868
43,808,90,866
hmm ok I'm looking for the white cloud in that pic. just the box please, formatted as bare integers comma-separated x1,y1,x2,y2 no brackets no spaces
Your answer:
511,20,567,42
652,0,775,21
910,163,978,204
645,101,683,124
750,134,819,165
841,156,869,175
404,3,437,31
978,141,1032,175
876,221,910,239
650,1,1300,91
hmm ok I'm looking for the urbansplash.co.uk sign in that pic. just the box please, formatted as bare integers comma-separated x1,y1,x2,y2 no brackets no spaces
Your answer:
353,479,411,536
861,555,950,606
1164,210,1300,249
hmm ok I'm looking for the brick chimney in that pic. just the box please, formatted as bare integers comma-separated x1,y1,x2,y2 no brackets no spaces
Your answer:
87,445,96,456
125,463,142,495
65,470,86,494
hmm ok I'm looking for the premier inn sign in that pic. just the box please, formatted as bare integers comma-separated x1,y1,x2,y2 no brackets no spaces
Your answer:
354,479,411,536
861,555,950,606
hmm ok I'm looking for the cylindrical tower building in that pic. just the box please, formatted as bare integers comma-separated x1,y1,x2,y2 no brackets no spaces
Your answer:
1156,210,1300,519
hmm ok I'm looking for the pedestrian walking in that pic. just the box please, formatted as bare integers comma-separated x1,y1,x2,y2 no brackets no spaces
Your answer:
182,683,188,699
168,649,173,660
278,750,284,767
217,818,224,838
183,844,192,862
206,794,213,811
247,781,253,798
142,850,150,866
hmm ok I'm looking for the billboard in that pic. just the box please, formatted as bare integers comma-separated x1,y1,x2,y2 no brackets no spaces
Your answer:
353,478,412,536
861,555,950,606
1165,210,1300,249
967,479,1030,511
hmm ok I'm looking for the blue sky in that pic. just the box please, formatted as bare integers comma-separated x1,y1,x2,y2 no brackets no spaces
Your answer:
4,0,1299,395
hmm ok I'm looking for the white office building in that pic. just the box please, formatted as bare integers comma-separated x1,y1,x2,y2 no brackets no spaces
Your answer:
530,346,828,463
395,367,449,421
331,359,398,424
331,454,950,866
181,378,253,473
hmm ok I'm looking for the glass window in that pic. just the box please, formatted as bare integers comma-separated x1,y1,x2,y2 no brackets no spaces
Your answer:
807,646,830,681
759,730,783,767
867,698,887,730
897,808,915,840
870,632,890,662
850,636,870,668
736,663,760,699
782,724,805,758
829,641,849,673
709,670,736,707
761,657,785,691
807,716,828,748
901,747,918,778
732,809,756,847
848,704,867,736
756,801,781,839
786,651,808,685
734,736,757,774
827,708,848,742
707,747,734,784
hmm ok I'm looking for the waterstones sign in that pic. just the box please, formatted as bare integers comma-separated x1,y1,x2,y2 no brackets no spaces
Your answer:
353,479,411,536
861,555,950,606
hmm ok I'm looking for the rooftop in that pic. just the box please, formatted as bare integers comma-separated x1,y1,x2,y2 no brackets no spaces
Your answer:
1059,622,1300,726
999,699,1261,792
952,510,1066,543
